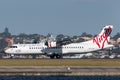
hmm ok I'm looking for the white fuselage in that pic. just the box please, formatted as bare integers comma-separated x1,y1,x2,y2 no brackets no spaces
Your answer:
5,43,47,54
44,40,113,55
5,40,113,55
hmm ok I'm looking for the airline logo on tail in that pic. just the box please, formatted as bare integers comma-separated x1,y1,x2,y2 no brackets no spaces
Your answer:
93,25,113,49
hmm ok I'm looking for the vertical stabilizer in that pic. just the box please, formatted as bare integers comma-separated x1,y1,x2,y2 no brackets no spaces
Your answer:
93,25,113,49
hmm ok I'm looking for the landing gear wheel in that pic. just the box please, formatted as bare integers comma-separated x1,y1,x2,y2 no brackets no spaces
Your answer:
56,54,62,59
50,55,55,59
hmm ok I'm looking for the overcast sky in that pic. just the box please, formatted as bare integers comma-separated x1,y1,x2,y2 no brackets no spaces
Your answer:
0,0,120,36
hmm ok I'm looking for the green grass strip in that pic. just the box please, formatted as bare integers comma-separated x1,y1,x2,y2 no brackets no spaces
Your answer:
0,59,120,66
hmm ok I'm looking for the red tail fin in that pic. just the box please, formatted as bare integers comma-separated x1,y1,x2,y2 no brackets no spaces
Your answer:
93,25,113,49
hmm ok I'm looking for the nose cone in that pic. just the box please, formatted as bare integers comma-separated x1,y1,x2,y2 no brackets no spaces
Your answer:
4,49,10,53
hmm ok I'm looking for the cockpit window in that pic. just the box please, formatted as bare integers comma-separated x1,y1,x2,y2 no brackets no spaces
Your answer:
9,46,17,48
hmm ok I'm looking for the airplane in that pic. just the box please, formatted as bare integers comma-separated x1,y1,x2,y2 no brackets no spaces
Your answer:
5,25,114,59
42,25,114,59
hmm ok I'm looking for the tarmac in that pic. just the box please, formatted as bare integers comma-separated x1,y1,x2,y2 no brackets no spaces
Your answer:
0,66,120,76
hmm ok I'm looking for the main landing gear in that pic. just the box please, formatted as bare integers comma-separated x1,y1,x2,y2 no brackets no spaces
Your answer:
50,54,62,59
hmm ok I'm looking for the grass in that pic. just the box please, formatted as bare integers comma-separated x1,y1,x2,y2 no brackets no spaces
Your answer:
0,59,120,66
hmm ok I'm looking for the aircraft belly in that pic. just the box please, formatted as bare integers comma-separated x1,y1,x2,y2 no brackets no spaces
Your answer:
10,49,43,54
62,48,84,54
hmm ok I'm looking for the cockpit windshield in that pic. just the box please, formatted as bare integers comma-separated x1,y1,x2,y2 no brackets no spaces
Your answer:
9,46,17,48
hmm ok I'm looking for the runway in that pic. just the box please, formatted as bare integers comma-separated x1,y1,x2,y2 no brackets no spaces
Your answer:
0,66,120,76
0,59,120,76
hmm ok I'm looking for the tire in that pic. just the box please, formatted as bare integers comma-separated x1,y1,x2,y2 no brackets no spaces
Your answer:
50,54,55,59
56,54,62,59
